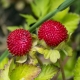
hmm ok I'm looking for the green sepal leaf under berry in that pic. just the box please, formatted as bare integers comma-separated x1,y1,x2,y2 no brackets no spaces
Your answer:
35,46,60,63
0,58,8,69
74,57,80,80
29,34,39,65
50,50,60,63
61,13,80,34
16,55,27,63
9,64,41,80
35,64,58,80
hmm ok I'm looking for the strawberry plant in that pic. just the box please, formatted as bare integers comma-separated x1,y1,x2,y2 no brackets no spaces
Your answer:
0,0,80,80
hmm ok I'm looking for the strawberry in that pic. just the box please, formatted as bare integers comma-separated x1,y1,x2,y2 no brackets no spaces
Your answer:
7,29,32,56
38,20,68,47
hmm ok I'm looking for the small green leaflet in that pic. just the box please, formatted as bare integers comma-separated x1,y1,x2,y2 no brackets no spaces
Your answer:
16,55,27,63
9,64,41,80
74,57,80,80
50,50,60,63
61,13,80,34
35,64,58,80
35,46,60,63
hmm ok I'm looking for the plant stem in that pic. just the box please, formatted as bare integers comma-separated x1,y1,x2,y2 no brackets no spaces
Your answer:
0,50,9,62
58,58,66,80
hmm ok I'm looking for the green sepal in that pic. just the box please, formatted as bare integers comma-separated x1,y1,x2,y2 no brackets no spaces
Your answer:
50,50,60,63
29,34,39,65
16,55,27,63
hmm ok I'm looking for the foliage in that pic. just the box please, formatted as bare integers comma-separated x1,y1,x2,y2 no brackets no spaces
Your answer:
0,0,80,80
35,64,58,80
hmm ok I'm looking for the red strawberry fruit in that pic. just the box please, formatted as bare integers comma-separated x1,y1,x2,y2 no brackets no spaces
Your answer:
38,20,68,47
7,29,32,56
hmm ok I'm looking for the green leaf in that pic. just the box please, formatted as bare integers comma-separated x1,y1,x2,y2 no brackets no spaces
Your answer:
9,64,41,80
30,0,50,18
35,64,58,80
52,8,69,21
74,57,80,80
0,59,13,80
50,50,60,63
16,55,27,63
0,58,8,69
50,0,69,21
61,13,80,34
20,14,37,26
50,0,64,11
7,26,22,31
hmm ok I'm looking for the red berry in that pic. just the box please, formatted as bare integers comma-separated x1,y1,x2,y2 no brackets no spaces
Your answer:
38,20,68,46
7,29,32,56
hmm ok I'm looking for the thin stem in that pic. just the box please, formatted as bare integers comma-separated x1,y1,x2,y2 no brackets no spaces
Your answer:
35,54,43,66
58,58,66,80
0,50,9,62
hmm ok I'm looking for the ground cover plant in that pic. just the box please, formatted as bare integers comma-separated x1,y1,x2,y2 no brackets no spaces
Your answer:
0,0,80,80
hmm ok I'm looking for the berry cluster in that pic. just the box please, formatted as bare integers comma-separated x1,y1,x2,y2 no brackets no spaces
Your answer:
7,20,68,56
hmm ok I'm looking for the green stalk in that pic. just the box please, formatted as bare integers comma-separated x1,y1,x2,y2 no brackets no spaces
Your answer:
0,50,9,62
0,0,75,62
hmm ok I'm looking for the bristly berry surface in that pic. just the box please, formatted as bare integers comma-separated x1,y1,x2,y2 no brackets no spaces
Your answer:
7,29,32,56
38,20,68,47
